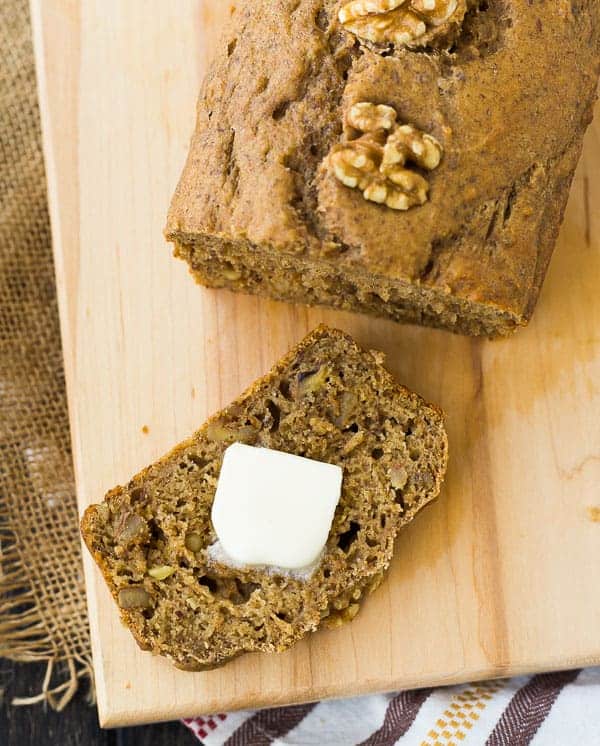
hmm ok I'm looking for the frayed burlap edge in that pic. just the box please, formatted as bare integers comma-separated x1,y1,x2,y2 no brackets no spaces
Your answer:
0,508,94,711
0,0,94,710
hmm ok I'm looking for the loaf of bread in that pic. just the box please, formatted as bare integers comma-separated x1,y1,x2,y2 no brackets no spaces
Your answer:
166,1,600,336
81,326,448,670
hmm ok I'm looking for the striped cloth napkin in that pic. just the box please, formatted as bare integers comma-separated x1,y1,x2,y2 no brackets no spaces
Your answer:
183,668,600,745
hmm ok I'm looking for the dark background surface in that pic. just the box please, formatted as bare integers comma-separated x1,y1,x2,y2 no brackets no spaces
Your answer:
0,660,196,746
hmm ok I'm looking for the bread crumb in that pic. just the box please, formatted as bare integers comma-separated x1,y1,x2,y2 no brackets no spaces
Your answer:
191,387,196,399
587,506,600,523
141,425,150,435
124,681,131,690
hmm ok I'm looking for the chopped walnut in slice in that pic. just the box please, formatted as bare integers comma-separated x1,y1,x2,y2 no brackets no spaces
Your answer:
326,102,443,211
338,0,464,49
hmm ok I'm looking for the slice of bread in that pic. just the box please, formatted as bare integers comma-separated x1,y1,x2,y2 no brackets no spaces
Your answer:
81,326,448,670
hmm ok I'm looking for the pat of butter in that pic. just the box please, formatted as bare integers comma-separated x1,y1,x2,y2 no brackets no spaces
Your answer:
211,443,343,571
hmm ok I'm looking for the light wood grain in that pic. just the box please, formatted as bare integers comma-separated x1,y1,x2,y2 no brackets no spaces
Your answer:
31,0,600,728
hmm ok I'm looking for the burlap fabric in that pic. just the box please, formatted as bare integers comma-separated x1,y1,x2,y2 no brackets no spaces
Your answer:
0,0,92,710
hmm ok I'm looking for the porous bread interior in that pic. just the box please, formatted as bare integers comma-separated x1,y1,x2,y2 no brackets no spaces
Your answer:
174,238,519,338
81,327,448,670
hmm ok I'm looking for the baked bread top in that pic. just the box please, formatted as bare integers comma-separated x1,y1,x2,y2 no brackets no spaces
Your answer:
81,326,448,670
167,0,600,323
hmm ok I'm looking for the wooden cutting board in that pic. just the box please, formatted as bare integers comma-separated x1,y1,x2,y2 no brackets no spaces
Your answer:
31,0,600,728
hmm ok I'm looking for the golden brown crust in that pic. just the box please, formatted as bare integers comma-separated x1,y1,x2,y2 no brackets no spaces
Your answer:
166,1,600,335
81,326,448,670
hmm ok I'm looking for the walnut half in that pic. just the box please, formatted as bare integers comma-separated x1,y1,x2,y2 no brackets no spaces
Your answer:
326,102,442,211
338,0,466,49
